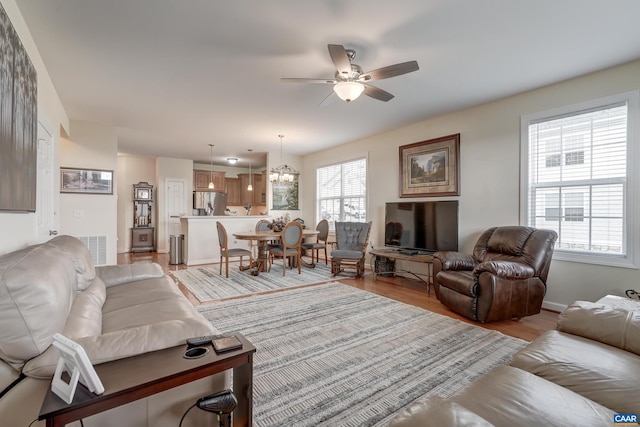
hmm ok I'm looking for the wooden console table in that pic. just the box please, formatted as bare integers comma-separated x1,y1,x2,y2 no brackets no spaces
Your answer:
39,334,255,427
370,248,434,295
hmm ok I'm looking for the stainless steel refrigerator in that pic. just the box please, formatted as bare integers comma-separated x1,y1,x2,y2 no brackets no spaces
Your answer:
193,191,227,215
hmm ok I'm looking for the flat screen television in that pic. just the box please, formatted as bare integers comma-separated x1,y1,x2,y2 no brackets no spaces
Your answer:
384,201,458,254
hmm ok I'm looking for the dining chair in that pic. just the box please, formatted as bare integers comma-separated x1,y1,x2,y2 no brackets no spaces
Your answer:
268,221,303,276
301,219,329,264
256,218,281,250
216,221,252,278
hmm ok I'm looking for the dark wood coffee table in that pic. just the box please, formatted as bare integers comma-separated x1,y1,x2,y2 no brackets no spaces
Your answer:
39,334,255,427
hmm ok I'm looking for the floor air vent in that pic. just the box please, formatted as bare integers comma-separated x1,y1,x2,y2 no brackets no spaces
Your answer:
78,236,107,266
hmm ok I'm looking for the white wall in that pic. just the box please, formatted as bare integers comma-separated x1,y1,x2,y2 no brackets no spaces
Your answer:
59,121,118,264
116,154,156,253
302,59,640,309
0,0,68,255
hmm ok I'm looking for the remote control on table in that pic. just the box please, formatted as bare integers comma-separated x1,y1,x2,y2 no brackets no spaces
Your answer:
186,336,214,347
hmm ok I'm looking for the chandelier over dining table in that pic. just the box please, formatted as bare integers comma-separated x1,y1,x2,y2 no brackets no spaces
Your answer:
269,134,299,183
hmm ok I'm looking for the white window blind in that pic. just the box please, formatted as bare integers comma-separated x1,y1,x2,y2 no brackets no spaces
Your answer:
521,91,639,268
317,158,367,229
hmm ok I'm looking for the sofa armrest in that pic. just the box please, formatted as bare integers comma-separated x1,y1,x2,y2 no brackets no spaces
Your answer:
389,395,495,427
557,300,640,356
435,251,476,271
474,261,535,280
96,263,165,287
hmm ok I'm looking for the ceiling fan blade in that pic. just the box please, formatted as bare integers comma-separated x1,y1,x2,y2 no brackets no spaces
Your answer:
281,78,336,84
319,91,339,107
363,84,394,102
328,44,351,76
359,60,419,82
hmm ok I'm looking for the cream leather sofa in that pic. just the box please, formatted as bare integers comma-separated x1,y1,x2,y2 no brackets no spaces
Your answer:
390,295,640,426
0,236,226,427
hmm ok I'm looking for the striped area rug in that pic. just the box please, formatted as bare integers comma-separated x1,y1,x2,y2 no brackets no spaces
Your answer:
171,261,339,302
197,282,528,426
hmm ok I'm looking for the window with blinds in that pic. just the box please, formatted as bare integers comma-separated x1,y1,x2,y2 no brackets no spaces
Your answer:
521,91,639,267
316,157,367,230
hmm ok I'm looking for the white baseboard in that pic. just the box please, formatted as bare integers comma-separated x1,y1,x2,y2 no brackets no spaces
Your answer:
542,300,567,313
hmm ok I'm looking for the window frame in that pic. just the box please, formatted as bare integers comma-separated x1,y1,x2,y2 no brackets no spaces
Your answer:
315,155,368,230
520,90,640,268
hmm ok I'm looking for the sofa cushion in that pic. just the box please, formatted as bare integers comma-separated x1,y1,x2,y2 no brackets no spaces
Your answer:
389,395,494,427
452,365,613,426
89,276,215,366
0,244,76,368
556,300,640,356
22,277,106,378
510,329,640,413
47,235,96,291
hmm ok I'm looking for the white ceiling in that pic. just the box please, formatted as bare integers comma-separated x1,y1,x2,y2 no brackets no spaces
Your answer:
15,0,640,168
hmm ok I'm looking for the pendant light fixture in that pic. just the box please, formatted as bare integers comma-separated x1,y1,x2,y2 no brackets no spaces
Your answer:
269,135,299,183
208,144,215,189
247,149,253,191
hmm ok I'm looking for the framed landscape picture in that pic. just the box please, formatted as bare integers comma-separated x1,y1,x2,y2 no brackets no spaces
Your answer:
399,134,460,197
60,168,113,194
272,178,299,210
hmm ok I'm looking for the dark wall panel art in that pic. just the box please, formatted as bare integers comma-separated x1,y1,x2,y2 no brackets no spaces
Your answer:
0,3,37,212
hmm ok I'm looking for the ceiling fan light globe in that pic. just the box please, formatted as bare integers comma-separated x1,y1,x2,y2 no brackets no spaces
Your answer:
334,81,365,102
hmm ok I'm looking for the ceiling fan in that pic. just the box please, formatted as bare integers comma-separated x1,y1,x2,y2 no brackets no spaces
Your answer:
281,44,419,105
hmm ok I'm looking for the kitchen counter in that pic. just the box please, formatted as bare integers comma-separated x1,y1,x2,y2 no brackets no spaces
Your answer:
180,216,270,266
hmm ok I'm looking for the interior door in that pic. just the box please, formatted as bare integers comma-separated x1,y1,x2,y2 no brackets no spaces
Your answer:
36,120,56,242
166,179,186,247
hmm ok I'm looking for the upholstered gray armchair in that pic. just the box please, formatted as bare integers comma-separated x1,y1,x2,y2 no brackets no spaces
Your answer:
433,226,557,323
330,221,372,278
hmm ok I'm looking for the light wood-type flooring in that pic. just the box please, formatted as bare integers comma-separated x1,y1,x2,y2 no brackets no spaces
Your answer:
118,252,558,342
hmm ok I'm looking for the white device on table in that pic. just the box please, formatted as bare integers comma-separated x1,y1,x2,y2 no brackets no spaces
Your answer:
51,333,105,404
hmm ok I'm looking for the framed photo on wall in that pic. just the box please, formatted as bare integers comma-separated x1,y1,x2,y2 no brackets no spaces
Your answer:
60,168,113,195
399,134,460,197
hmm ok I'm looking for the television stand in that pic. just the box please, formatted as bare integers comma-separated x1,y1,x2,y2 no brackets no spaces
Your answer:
397,249,419,255
369,248,434,295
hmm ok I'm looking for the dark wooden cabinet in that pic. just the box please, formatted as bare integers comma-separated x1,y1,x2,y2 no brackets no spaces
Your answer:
225,177,241,206
238,173,265,206
254,173,266,206
194,170,225,191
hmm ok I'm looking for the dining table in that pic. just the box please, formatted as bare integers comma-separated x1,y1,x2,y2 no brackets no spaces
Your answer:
233,229,319,275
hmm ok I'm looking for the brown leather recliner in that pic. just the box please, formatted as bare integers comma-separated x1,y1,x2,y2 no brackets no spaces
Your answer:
433,226,558,323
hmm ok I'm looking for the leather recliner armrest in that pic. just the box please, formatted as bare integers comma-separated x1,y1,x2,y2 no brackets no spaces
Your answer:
435,251,476,271
557,301,640,356
474,260,535,280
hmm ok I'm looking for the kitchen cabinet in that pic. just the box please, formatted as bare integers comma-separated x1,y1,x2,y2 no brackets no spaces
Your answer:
193,170,225,191
253,173,266,206
238,173,265,206
238,174,252,206
225,177,241,206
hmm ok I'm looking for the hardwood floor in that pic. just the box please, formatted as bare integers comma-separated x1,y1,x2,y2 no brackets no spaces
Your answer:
117,251,558,342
